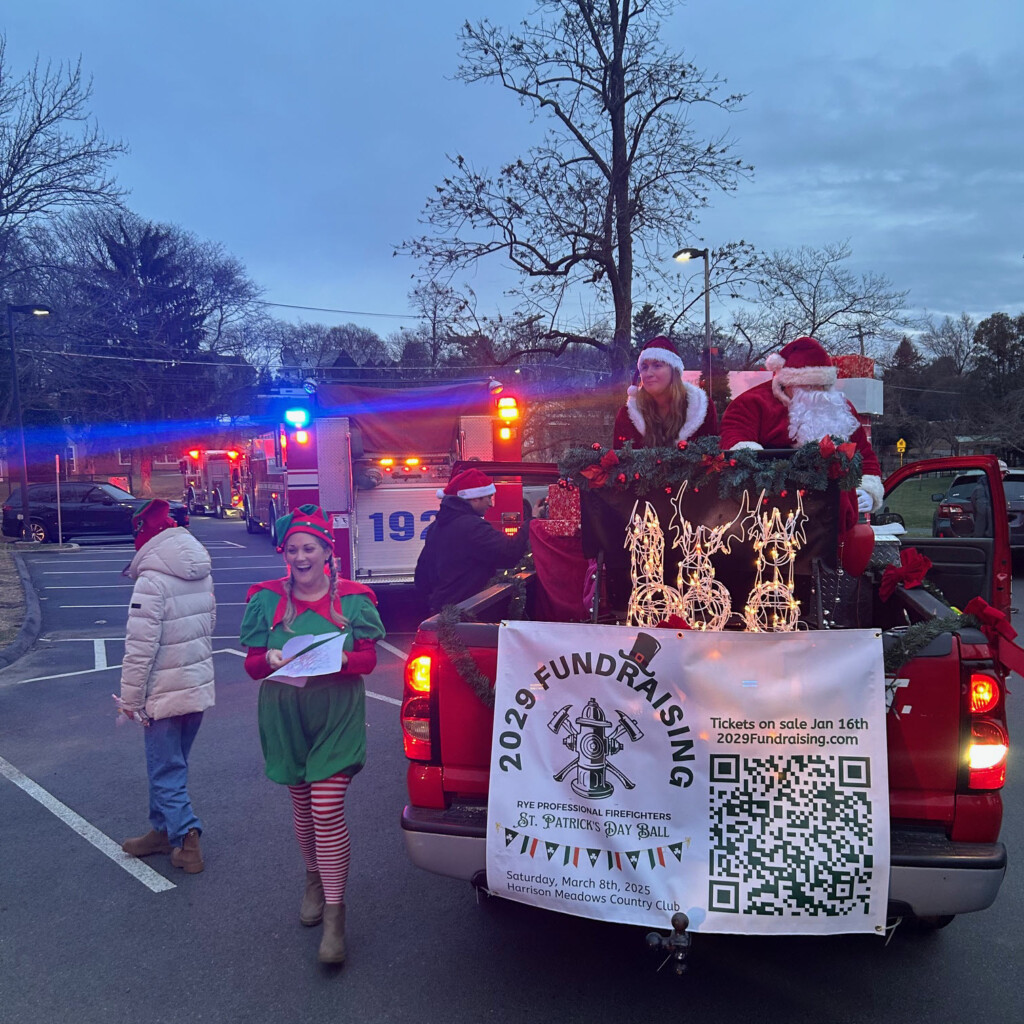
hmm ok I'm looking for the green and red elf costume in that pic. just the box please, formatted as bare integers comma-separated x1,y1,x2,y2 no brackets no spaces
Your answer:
240,574,384,783
239,504,385,964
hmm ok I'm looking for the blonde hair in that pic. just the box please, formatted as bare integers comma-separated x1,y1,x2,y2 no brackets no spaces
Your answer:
280,536,348,633
636,369,689,446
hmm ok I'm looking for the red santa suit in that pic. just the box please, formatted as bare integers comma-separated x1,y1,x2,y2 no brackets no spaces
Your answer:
613,336,718,449
719,338,884,532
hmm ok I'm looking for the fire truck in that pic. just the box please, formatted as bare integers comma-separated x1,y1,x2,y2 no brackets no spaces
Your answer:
241,379,524,584
179,448,244,518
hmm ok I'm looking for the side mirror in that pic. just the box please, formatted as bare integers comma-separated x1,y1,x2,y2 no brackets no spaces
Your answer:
931,493,944,501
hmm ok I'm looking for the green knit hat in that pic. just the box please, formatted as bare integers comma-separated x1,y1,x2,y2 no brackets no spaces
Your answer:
275,504,334,551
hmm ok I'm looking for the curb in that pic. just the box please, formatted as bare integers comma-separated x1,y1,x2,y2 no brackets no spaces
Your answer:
0,550,43,670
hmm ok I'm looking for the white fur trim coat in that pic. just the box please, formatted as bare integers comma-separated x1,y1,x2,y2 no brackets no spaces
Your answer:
120,528,217,719
613,381,717,449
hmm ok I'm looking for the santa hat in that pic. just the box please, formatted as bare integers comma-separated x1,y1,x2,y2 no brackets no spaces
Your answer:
436,468,496,501
132,498,176,551
636,336,685,376
766,336,837,404
275,503,334,552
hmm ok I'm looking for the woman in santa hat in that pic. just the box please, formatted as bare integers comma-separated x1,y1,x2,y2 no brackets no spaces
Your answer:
240,504,385,966
612,337,718,449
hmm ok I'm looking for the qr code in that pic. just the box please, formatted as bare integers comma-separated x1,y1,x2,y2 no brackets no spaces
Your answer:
707,754,874,917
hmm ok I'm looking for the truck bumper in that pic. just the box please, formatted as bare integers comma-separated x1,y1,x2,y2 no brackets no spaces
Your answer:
888,830,1006,917
401,806,1007,917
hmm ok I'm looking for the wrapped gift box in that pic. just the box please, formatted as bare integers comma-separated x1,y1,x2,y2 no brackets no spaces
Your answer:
547,483,581,522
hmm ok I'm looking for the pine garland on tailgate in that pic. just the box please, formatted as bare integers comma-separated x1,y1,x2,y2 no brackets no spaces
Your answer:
436,605,495,708
883,612,981,676
558,436,863,497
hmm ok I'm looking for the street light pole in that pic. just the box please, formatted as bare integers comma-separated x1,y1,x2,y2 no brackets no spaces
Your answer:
6,303,52,539
672,247,711,394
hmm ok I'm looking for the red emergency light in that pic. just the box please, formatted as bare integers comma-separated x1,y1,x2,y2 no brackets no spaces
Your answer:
188,449,200,459
497,396,519,421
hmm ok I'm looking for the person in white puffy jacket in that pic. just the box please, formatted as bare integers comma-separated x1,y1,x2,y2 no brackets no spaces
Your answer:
119,499,216,874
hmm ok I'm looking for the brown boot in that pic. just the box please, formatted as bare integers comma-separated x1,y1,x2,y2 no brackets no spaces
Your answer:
300,871,325,927
121,829,172,857
318,904,346,964
170,828,204,874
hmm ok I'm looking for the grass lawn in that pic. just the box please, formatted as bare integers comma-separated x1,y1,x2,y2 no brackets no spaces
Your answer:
885,473,955,536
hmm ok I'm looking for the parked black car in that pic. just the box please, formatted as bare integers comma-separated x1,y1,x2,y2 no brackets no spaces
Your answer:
931,469,1024,546
2,482,189,543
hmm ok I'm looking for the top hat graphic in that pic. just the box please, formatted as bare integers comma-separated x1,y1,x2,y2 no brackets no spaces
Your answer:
626,632,661,668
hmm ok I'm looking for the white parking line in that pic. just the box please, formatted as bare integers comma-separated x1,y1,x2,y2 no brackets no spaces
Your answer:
94,639,107,670
0,755,176,893
10,648,246,684
378,640,409,661
57,602,250,609
367,690,400,706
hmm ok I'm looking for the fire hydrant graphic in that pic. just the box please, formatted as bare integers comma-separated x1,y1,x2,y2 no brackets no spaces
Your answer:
548,697,644,799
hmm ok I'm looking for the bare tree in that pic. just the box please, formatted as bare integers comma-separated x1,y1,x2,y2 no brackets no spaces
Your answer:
400,0,750,380
0,35,125,267
918,312,978,375
729,241,913,368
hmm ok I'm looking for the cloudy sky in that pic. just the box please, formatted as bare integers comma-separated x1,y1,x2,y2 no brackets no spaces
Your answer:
4,0,1022,340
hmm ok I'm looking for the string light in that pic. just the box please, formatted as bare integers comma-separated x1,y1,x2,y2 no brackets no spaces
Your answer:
624,502,685,627
741,490,807,632
621,484,809,633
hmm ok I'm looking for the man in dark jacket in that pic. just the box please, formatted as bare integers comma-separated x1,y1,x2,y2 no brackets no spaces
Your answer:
415,468,529,612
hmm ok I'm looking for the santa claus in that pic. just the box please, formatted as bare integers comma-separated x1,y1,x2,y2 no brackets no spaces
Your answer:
719,336,884,519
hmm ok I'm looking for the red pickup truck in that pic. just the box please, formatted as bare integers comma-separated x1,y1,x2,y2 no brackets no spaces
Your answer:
400,455,1011,930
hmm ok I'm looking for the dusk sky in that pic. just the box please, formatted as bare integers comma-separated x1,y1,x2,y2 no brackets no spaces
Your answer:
5,0,1022,343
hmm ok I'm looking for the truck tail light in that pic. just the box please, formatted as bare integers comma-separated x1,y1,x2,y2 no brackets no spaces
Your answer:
965,669,1007,790
969,673,999,714
968,720,1008,789
402,652,434,760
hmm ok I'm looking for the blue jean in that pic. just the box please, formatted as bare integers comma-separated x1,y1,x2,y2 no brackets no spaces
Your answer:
144,712,204,846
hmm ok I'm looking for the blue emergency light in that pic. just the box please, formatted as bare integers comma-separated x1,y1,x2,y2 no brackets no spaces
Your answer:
284,407,310,429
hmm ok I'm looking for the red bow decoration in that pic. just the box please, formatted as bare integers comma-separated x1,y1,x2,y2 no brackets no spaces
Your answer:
879,547,932,601
818,436,836,458
579,449,619,488
964,596,1018,642
656,614,692,631
964,596,1024,677
701,453,726,474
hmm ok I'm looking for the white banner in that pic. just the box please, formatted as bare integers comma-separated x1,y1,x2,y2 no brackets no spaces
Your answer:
486,622,890,935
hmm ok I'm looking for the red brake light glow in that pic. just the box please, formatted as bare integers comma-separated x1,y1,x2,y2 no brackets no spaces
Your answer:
406,655,432,693
970,673,999,714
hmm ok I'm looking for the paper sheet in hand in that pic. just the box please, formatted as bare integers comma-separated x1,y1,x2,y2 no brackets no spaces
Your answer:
267,631,346,687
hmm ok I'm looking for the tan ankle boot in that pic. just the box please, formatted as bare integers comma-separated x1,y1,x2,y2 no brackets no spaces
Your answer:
318,904,346,964
121,829,172,857
170,828,204,874
300,871,325,927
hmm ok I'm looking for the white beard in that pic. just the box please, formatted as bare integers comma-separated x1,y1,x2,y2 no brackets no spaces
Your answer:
787,388,860,445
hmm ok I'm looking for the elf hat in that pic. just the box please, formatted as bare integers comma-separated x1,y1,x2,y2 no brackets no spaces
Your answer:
276,503,334,552
436,468,496,501
132,498,177,550
636,336,685,376
765,336,837,403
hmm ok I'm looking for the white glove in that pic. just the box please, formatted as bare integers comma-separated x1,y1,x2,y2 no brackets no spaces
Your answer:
856,488,872,513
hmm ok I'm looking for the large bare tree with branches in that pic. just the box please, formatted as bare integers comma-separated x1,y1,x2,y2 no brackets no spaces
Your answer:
0,36,125,264
400,0,750,380
728,241,913,368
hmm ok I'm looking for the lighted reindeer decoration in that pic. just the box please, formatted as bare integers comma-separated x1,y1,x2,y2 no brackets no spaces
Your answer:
741,489,807,632
624,501,685,627
667,483,742,632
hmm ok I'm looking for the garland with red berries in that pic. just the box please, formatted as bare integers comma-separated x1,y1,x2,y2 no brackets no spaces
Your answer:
557,436,863,498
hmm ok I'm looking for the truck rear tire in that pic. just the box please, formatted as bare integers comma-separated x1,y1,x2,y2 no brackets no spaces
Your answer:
914,914,956,931
244,500,256,533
